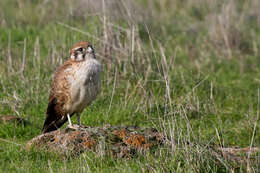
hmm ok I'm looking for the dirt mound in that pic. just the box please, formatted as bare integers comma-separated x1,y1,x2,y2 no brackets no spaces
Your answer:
27,125,165,158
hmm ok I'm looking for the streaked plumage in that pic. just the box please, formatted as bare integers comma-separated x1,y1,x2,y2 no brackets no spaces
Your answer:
42,41,101,133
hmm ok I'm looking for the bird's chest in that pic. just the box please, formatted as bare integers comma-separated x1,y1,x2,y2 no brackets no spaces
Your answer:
68,62,101,112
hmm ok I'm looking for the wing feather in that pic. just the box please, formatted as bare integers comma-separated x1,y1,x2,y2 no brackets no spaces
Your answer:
42,60,74,133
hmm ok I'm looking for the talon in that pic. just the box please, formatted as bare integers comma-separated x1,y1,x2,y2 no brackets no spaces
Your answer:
67,124,81,130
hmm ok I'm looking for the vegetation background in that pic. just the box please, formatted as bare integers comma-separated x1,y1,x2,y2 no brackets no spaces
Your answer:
0,0,259,172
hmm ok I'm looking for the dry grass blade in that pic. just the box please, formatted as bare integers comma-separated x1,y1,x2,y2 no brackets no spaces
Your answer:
0,138,22,146
57,22,128,56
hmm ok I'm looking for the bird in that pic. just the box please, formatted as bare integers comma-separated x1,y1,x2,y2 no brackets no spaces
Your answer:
42,41,101,133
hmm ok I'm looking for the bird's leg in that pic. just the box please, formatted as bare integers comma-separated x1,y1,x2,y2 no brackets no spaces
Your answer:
77,113,81,126
67,113,77,130
67,113,72,127
67,113,81,130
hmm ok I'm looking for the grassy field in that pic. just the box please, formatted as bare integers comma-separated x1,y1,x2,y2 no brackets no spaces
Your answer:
0,0,260,172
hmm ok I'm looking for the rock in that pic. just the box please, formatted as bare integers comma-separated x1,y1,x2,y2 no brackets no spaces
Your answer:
0,115,26,125
27,125,165,158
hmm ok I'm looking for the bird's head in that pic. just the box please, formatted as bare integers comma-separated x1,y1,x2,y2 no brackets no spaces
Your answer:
69,41,95,61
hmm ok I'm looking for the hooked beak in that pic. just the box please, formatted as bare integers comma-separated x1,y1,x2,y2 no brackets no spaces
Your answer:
87,46,94,54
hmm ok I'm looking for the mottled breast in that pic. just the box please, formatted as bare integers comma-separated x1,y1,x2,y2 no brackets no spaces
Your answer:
68,59,101,113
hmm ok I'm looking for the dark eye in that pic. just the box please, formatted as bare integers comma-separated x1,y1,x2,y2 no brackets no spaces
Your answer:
77,47,83,52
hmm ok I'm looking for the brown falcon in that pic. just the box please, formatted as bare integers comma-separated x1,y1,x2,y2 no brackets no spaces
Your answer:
42,41,101,133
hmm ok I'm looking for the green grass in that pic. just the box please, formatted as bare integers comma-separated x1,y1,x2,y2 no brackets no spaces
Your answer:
0,0,260,172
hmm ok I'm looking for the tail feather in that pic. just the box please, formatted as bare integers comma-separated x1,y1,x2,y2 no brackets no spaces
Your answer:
42,98,72,133
42,116,67,134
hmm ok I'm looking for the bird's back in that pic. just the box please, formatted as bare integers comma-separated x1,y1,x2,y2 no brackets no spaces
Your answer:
42,60,75,133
